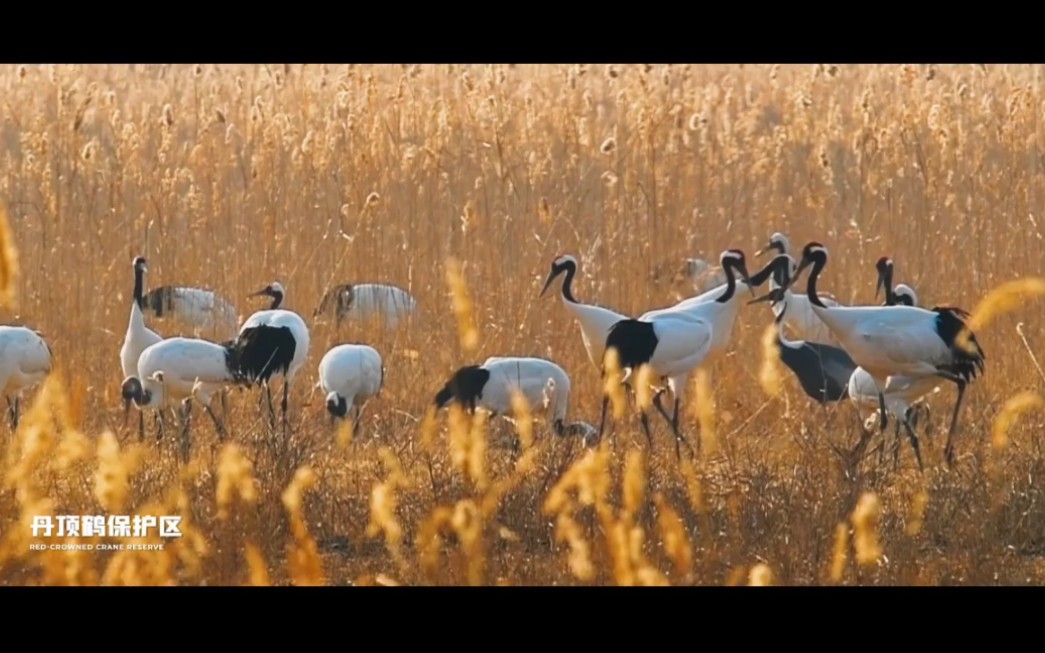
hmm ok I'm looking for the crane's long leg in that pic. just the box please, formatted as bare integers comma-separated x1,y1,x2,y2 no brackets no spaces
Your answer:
892,414,902,469
900,406,924,472
875,410,885,466
598,395,610,442
670,395,696,461
7,397,18,430
912,402,933,443
281,379,290,438
205,404,227,441
936,371,968,467
651,390,674,428
652,391,693,461
180,402,193,463
877,391,889,432
156,410,172,442
639,410,653,451
353,404,362,441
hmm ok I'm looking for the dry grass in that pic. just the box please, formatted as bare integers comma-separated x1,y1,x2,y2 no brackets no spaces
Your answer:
1,63,1044,585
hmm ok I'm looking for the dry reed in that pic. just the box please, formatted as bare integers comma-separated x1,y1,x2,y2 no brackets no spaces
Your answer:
0,64,1042,586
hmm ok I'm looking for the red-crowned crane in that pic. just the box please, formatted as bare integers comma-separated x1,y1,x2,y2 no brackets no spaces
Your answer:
230,281,311,435
120,256,164,439
622,249,776,432
317,343,384,438
139,283,240,339
121,336,242,461
0,326,52,429
600,310,714,460
433,356,589,440
313,283,417,329
754,232,841,344
772,242,985,466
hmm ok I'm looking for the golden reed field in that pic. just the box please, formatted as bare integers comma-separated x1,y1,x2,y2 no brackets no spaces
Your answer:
0,63,1044,586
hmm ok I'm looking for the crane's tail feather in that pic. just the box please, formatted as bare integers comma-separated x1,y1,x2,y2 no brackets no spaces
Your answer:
228,326,296,386
932,306,986,383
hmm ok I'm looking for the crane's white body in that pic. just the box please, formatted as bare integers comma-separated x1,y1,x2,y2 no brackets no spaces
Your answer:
318,344,384,412
770,289,840,345
0,327,52,402
636,250,748,364
847,282,939,422
141,286,239,338
639,294,736,364
813,304,959,384
134,337,238,410
633,313,715,401
478,356,572,424
848,371,940,420
317,283,417,328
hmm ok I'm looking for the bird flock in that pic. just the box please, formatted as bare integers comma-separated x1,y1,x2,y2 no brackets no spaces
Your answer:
538,233,985,470
0,234,986,472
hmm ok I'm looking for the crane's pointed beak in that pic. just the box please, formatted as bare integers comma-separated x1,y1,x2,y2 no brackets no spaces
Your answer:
754,242,773,257
737,263,756,296
248,287,270,298
749,287,785,305
539,270,558,298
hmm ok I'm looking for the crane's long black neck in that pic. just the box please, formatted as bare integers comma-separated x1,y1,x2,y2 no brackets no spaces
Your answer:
270,292,284,310
882,267,896,305
731,256,779,304
773,298,801,350
805,256,828,308
715,261,740,303
766,254,792,289
134,266,145,307
560,262,578,304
